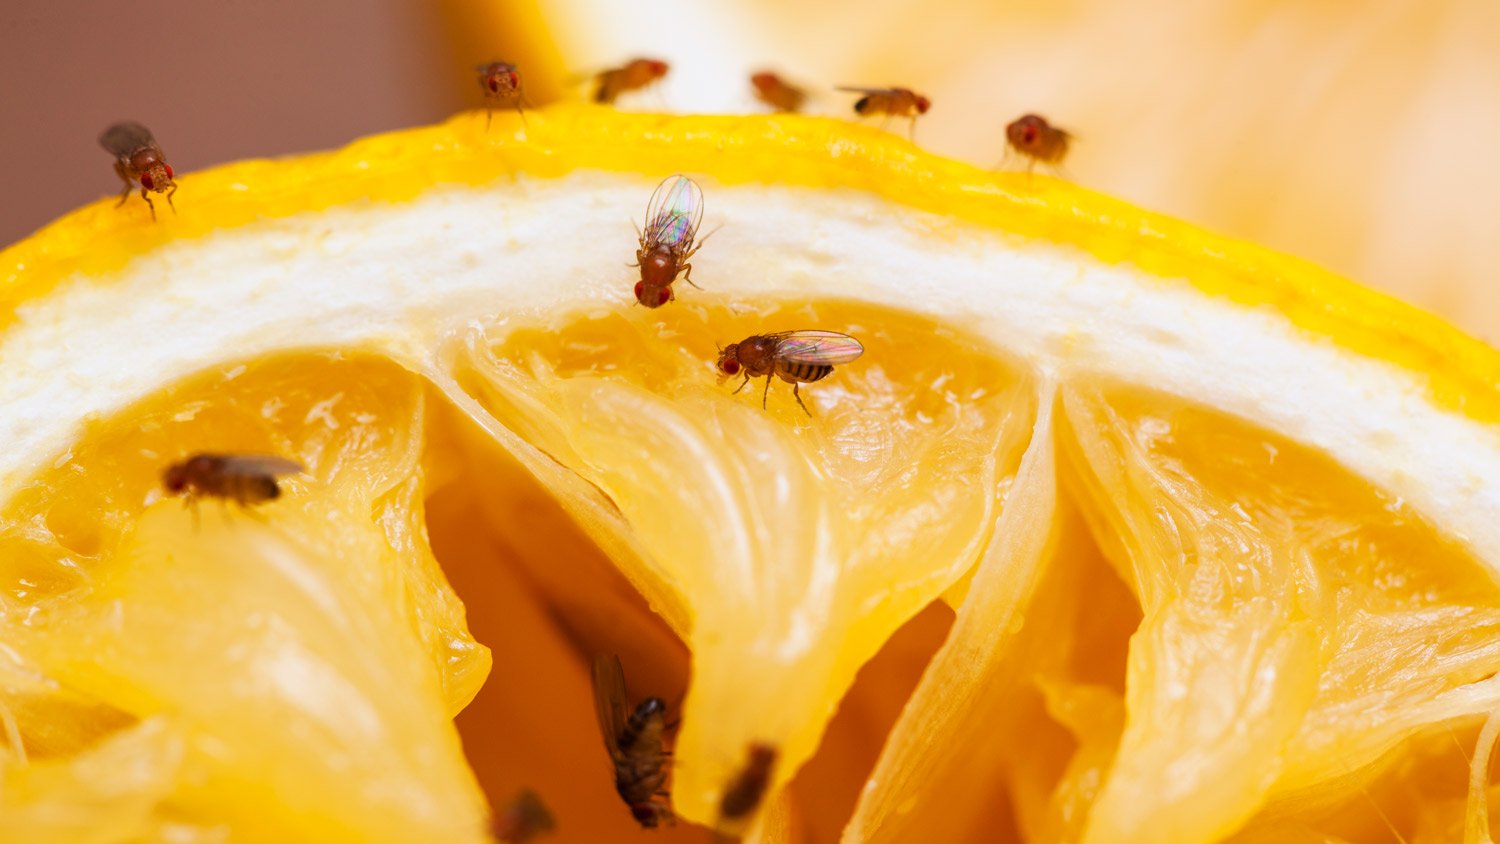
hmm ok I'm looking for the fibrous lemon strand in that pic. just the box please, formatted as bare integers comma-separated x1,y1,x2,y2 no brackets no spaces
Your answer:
792,600,954,844
844,387,1058,844
1061,385,1500,843
466,300,1031,826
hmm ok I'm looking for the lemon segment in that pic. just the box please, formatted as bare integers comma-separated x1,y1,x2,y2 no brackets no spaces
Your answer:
0,357,492,843
0,718,182,843
463,301,1031,822
842,383,1500,842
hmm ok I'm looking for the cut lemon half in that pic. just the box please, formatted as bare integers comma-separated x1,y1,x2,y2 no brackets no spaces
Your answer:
4,104,1500,843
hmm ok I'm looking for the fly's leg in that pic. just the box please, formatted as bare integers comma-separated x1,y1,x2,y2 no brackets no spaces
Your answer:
682,226,719,259
140,187,157,221
166,184,178,215
731,373,751,395
762,375,773,409
908,116,918,143
184,495,201,532
485,106,493,130
114,162,133,207
229,490,270,523
680,263,702,290
792,382,812,416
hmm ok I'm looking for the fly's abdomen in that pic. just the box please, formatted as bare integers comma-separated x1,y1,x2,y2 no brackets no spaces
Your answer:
227,474,280,505
620,698,667,749
779,362,834,383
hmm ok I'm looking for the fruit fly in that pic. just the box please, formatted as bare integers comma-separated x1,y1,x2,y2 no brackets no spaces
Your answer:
99,121,177,220
594,58,669,105
162,453,303,509
591,655,674,828
837,86,930,141
719,743,777,823
750,71,806,113
493,789,556,843
1005,113,1073,173
716,330,865,415
476,61,526,129
633,174,706,308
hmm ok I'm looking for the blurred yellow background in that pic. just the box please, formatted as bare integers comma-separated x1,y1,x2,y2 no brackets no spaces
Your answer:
3,0,1498,339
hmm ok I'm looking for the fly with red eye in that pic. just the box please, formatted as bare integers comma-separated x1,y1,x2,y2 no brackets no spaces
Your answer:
1003,113,1074,174
631,175,709,309
476,61,528,129
633,281,672,308
716,330,865,415
99,121,178,221
836,86,931,141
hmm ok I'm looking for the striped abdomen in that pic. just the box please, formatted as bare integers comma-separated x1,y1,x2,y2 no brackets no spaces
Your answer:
619,697,667,751
224,473,281,506
777,362,834,384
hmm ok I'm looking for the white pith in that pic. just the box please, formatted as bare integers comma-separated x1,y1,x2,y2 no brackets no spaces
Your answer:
2,169,1497,577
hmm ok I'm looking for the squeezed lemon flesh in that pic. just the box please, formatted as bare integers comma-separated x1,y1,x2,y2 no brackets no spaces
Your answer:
0,356,491,843
4,293,1498,842
1056,387,1500,842
465,300,1033,824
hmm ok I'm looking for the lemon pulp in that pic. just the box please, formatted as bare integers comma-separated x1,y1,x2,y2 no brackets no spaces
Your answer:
3,295,1499,842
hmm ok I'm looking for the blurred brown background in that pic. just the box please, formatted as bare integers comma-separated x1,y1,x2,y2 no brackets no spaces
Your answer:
0,0,464,239
4,0,1500,341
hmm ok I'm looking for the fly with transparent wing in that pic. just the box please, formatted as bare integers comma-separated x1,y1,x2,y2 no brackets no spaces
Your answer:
715,330,866,415
161,452,303,510
99,120,178,220
590,655,675,828
633,175,708,308
836,86,931,141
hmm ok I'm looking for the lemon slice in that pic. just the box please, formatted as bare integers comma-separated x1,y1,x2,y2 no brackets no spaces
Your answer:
3,104,1500,843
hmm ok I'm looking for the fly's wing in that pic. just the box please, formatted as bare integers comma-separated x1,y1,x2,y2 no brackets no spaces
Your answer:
641,175,704,253
217,454,304,478
99,121,156,156
771,331,866,366
591,655,630,759
834,85,891,94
